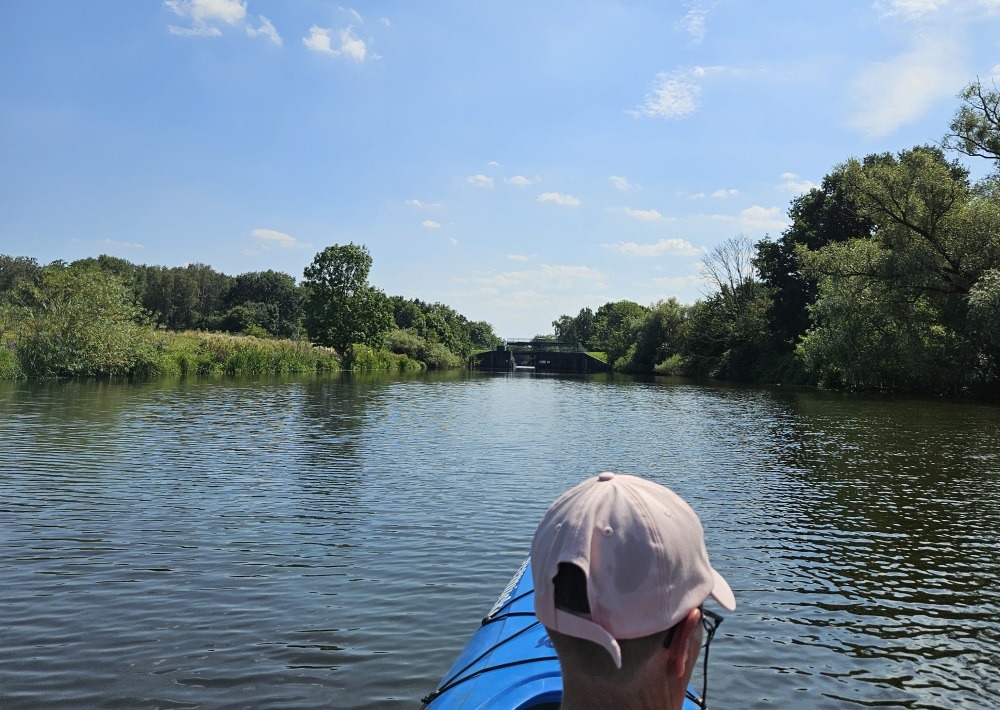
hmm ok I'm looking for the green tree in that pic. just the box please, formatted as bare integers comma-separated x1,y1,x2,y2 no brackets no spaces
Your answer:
302,244,393,353
5,264,157,378
797,146,1000,392
618,298,688,373
592,300,649,367
945,78,1000,163
0,255,42,296
754,171,873,351
222,270,301,338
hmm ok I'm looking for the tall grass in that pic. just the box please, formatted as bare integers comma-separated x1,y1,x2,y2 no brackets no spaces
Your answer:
153,331,342,376
343,342,423,372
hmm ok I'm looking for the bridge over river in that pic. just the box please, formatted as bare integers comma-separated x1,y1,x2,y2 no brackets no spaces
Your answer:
471,339,610,374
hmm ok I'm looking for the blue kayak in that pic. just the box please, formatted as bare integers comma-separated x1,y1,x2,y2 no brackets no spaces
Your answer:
422,557,700,709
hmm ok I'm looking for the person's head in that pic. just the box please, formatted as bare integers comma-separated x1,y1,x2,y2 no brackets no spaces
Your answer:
531,472,735,710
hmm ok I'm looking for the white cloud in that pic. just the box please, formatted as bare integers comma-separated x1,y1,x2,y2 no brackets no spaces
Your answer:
460,264,607,290
631,66,731,119
875,0,949,19
602,238,704,257
736,206,789,232
677,0,718,42
538,192,581,206
848,34,964,137
712,188,739,198
251,228,311,249
610,175,638,190
407,198,443,208
422,220,442,229
168,24,222,37
165,0,246,25
450,238,459,246
507,254,533,262
623,207,665,221
467,174,494,189
632,69,701,119
486,161,501,168
342,7,364,23
303,26,368,61
101,238,144,249
778,173,819,193
247,15,281,45
505,175,541,187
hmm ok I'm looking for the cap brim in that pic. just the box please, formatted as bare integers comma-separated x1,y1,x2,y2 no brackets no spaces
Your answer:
710,569,736,611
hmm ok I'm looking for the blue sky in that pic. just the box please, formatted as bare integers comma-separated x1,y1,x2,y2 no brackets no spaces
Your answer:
2,1,999,337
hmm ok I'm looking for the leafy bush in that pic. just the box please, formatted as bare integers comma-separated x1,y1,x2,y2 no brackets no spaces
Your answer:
344,342,422,371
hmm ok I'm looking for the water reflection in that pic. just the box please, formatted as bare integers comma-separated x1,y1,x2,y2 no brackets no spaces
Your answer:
1,375,998,709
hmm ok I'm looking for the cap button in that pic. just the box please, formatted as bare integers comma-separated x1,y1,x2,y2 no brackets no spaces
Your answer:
598,472,615,482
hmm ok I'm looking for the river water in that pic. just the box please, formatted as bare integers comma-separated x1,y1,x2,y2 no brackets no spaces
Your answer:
1,372,998,709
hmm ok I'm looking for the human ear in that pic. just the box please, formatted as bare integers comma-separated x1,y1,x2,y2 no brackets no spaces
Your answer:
663,607,702,678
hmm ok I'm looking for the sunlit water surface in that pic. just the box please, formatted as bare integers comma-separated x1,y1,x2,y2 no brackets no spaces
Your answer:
2,373,998,709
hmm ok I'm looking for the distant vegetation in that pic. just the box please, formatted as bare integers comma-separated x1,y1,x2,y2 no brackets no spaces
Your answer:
547,78,1000,397
0,244,499,379
3,78,997,396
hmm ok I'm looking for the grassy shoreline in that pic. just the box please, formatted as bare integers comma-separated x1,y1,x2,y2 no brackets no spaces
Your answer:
0,330,432,380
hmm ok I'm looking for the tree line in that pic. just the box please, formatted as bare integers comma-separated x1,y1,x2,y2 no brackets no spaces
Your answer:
0,243,500,378
548,78,1000,396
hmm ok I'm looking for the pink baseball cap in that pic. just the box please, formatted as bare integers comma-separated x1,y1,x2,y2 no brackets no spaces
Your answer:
531,472,735,669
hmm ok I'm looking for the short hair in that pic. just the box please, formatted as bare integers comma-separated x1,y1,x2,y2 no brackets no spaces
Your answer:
550,563,675,683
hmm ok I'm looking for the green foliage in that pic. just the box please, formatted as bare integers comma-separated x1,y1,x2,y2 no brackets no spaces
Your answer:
615,299,687,373
945,78,1000,163
5,264,160,378
222,270,302,338
592,300,649,367
303,244,394,353
343,342,421,371
0,255,43,295
385,328,459,369
153,331,341,376
552,307,596,349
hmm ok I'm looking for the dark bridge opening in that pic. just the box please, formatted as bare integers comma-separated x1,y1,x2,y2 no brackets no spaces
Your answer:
471,341,609,374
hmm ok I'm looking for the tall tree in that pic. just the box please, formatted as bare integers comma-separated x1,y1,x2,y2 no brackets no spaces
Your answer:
222,270,301,338
945,78,1000,164
302,244,393,353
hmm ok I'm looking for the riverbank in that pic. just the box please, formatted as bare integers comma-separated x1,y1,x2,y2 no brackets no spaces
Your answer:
0,330,428,380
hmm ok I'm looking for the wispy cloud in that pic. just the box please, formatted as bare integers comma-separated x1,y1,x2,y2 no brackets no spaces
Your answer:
678,188,738,199
251,228,312,249
778,173,818,193
710,206,788,232
848,33,964,137
459,264,607,290
630,66,727,119
623,207,665,221
303,26,369,61
505,175,541,187
602,238,704,257
875,0,949,20
609,175,639,190
247,16,281,45
677,0,718,43
467,174,494,189
165,0,246,37
538,192,581,206
407,198,443,208
507,254,533,262
421,220,442,229
101,238,144,249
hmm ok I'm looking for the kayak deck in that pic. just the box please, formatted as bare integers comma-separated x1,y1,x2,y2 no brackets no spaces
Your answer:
422,557,700,709
422,557,563,709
